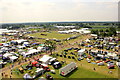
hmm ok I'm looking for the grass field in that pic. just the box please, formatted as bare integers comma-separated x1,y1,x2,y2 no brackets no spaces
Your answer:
5,32,118,79
28,28,41,31
90,26,110,27
27,31,77,40
12,55,118,79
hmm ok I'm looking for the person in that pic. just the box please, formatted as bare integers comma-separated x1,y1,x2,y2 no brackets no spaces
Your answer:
2,73,4,77
10,75,12,79
108,71,112,74
12,64,14,68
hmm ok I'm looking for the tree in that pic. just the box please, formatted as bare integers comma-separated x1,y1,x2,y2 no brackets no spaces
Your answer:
109,27,117,36
105,29,109,32
99,29,103,32
91,29,99,35
44,40,56,55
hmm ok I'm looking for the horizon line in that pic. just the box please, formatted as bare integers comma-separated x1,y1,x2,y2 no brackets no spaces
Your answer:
0,21,119,24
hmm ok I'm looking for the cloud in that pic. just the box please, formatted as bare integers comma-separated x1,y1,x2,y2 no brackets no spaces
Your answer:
0,0,118,23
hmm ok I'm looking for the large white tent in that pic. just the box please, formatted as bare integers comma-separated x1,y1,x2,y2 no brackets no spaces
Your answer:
3,53,13,58
39,55,52,64
58,28,91,34
0,29,8,34
55,26,76,29
9,56,18,62
78,49,85,56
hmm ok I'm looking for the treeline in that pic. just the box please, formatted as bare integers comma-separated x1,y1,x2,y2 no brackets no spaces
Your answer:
91,27,117,37
1,22,119,30
2,24,25,29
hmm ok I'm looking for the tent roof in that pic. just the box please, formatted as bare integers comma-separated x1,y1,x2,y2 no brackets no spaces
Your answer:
39,55,52,63
38,44,44,46
9,56,18,60
32,61,38,64
3,53,12,57
78,49,85,53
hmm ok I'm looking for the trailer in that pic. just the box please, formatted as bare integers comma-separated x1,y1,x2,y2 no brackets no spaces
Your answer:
59,62,77,76
33,68,45,79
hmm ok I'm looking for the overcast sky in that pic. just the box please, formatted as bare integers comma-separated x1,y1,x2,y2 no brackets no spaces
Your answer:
0,0,119,23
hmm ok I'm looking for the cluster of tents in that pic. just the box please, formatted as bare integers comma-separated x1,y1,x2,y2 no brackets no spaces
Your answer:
20,55,62,79
58,28,91,34
0,38,47,68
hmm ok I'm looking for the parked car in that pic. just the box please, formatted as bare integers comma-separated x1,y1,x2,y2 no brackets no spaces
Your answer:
87,55,91,59
52,62,62,69
108,65,114,69
46,74,53,80
77,58,81,61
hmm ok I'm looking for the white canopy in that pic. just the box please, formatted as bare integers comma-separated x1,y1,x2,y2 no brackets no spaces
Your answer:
49,58,56,62
23,42,29,44
39,55,52,64
3,53,13,58
37,46,44,51
28,49,39,53
35,68,44,73
17,45,26,49
12,39,27,44
23,73,32,79
97,54,104,58
85,39,90,42
78,49,85,56
9,56,18,61
107,53,117,57
91,34,97,37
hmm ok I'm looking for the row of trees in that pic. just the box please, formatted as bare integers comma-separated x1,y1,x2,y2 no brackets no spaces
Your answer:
91,27,117,37
2,24,25,29
2,22,119,30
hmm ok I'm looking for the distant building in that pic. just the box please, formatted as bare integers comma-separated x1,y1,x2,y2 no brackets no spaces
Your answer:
55,26,76,29
26,27,42,29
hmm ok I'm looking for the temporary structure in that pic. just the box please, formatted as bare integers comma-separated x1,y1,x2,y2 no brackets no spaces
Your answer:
59,62,77,76
37,46,44,51
78,49,85,56
33,68,45,79
107,53,117,58
32,61,38,67
23,73,32,79
91,34,97,37
9,56,18,62
11,39,28,45
85,39,90,42
3,53,13,58
39,55,52,64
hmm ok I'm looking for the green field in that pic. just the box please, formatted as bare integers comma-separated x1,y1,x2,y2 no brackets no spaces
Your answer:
12,56,118,79
28,28,41,31
7,31,118,79
27,31,76,40
90,26,109,27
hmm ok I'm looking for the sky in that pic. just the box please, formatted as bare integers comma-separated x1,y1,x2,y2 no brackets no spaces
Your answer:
0,0,119,23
